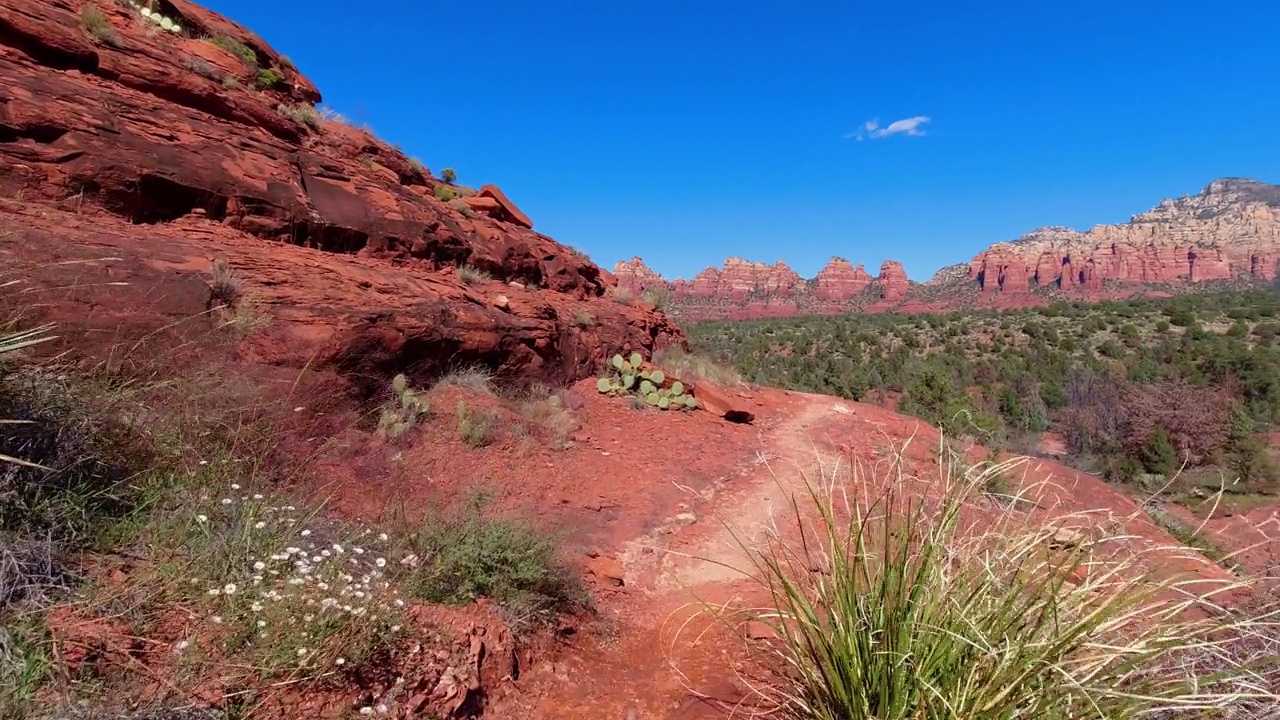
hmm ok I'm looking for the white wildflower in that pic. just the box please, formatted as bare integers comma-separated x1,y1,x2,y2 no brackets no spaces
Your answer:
393,599,405,608
375,558,387,568
251,602,263,611
378,533,388,542
354,547,365,555
253,561,266,571
335,657,346,666
198,460,208,466
196,514,208,523
254,521,266,530
223,583,238,595
207,588,220,596
358,708,373,716
321,550,331,558
230,483,240,490
300,529,311,537
253,493,264,500
257,620,266,628
174,640,190,653
297,648,308,657
332,544,344,554
211,616,223,624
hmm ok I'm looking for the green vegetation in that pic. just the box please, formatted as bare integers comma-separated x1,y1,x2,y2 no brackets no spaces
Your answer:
254,67,285,89
208,36,257,67
433,184,457,202
440,167,457,184
456,399,496,448
400,493,584,626
597,353,697,410
691,288,1280,493
376,373,428,439
729,447,1279,718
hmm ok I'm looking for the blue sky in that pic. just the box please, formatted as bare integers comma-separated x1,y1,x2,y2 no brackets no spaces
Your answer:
205,0,1279,281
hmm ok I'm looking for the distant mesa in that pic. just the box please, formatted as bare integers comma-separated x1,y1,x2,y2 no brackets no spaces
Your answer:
616,177,1280,320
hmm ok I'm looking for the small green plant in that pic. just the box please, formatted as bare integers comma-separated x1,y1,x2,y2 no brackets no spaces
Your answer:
276,102,321,131
596,353,697,410
611,287,635,305
209,36,257,67
377,374,428,439
440,167,457,184
0,619,50,718
221,75,240,89
254,67,285,89
572,309,594,328
456,400,496,448
401,493,583,624
456,265,491,286
81,6,122,47
433,184,457,202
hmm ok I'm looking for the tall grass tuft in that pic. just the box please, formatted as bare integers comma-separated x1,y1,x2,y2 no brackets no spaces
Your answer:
730,444,1279,719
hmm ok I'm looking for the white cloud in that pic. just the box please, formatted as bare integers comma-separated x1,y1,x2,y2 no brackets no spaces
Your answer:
847,115,931,140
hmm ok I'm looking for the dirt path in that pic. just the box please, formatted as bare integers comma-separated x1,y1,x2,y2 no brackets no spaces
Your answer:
501,394,887,720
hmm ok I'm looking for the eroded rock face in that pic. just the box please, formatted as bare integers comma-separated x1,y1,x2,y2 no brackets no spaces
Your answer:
618,178,1280,320
969,179,1280,293
0,0,681,386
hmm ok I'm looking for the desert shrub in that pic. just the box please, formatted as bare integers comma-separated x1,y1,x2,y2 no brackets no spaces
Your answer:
450,199,476,218
732,448,1280,719
208,258,241,308
208,36,257,67
0,369,152,548
517,389,576,450
81,6,122,47
1121,379,1235,462
221,75,239,89
1139,427,1179,476
455,265,491,286
610,287,635,305
183,56,219,79
433,366,493,393
433,184,457,202
572,309,594,328
401,493,582,623
254,67,285,89
652,346,742,386
278,54,294,69
456,400,495,448
406,158,426,175
276,102,321,130
641,288,669,310
439,167,457,184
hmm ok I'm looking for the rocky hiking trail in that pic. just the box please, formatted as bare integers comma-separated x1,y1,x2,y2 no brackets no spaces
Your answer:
483,392,1245,720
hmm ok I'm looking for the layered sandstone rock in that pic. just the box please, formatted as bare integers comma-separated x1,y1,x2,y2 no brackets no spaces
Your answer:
671,258,804,300
969,179,1280,293
814,258,874,299
876,260,911,301
613,257,667,293
0,0,680,386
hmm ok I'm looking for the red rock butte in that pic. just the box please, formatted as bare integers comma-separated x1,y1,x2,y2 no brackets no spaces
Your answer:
616,178,1280,321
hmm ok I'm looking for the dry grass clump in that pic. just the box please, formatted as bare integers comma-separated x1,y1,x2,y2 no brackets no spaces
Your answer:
652,346,743,386
456,265,492,286
716,442,1280,719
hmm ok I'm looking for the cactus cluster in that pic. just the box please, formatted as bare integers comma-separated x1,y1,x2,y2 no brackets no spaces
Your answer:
597,353,698,411
124,1,184,33
377,373,428,438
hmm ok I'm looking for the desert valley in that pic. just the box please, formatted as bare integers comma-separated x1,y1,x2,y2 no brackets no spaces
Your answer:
1,2,1278,720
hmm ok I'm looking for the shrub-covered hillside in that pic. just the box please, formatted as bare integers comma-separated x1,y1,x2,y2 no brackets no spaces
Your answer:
689,289,1280,498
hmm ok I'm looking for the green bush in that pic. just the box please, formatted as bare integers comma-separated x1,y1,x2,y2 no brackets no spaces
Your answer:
433,184,457,202
401,493,583,623
254,67,285,89
456,399,495,448
440,167,457,184
80,6,122,47
276,102,321,130
209,36,257,67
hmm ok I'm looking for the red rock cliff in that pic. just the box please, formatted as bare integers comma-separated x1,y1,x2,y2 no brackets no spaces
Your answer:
969,179,1280,293
0,0,681,386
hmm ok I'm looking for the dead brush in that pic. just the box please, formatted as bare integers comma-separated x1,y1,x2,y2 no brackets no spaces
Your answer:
515,384,577,450
680,437,1280,719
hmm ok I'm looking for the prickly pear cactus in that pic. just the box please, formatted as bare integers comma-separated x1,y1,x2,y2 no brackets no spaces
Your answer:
378,373,429,438
596,353,697,411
